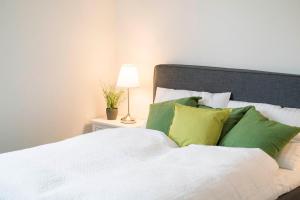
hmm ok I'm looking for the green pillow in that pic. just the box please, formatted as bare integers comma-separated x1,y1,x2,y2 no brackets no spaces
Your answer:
146,97,200,134
220,106,254,140
198,105,254,141
220,108,300,159
169,104,230,146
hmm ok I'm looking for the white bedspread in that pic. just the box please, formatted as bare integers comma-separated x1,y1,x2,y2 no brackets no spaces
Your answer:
0,128,280,200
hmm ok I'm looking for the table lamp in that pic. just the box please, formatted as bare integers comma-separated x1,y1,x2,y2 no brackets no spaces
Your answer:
117,64,140,124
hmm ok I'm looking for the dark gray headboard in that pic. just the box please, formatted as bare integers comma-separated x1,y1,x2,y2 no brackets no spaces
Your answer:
153,64,300,108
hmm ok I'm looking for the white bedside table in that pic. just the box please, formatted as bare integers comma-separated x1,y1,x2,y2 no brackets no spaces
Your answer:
91,117,146,131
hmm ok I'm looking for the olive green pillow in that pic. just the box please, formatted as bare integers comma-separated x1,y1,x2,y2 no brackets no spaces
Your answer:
146,97,200,134
199,105,254,141
220,108,300,159
169,104,230,146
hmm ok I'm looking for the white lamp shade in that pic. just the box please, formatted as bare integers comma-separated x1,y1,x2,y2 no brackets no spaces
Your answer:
117,64,140,88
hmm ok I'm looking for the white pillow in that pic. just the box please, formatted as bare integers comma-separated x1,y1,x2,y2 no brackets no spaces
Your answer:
155,87,231,108
227,100,281,118
227,100,300,170
268,107,300,144
277,142,300,170
227,100,300,142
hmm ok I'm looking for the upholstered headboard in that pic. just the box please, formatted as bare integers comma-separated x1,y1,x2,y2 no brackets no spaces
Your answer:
153,64,300,108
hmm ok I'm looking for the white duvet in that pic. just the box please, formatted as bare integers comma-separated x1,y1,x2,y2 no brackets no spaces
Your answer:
0,128,280,200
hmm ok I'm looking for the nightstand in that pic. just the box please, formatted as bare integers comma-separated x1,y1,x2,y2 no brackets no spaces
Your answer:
91,117,146,131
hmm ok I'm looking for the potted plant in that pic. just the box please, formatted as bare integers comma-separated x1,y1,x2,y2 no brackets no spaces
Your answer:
102,85,124,120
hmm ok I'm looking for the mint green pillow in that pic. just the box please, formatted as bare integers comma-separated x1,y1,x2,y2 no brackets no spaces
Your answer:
198,105,254,141
146,97,200,134
169,104,230,146
220,108,300,158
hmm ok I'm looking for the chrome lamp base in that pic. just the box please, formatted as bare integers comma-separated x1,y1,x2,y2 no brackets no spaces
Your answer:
121,114,136,124
120,88,136,124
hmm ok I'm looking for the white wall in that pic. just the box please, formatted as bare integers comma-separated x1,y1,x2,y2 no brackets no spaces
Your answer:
0,0,116,153
115,0,300,118
1,0,300,153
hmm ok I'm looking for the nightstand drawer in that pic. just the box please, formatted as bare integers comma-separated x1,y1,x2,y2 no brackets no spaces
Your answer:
91,118,146,132
93,126,103,131
93,124,115,131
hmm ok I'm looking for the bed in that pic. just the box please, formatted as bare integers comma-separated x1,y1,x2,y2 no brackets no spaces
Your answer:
154,64,300,200
0,64,299,199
